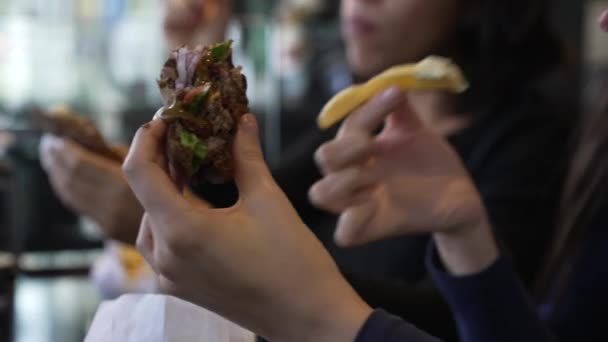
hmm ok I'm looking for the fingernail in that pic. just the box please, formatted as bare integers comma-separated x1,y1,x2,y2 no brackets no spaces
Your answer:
239,114,258,135
379,87,403,106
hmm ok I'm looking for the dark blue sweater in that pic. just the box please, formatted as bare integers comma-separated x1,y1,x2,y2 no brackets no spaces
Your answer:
356,205,608,342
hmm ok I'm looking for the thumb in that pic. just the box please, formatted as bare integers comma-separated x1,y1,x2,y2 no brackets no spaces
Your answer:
233,114,273,195
123,119,188,222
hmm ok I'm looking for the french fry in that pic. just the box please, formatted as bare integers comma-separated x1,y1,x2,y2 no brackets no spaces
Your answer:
317,56,469,130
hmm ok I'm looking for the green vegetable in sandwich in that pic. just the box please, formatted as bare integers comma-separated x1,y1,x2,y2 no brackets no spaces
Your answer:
179,131,208,174
158,40,249,184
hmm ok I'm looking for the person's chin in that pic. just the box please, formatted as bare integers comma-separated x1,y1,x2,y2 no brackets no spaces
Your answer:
346,50,384,80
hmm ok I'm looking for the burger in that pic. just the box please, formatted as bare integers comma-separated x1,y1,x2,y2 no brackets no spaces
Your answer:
158,40,249,184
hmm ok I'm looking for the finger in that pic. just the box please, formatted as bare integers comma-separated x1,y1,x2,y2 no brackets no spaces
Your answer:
309,167,378,214
123,119,190,222
44,135,119,184
232,114,274,196
47,170,100,214
381,93,425,135
136,214,160,275
40,135,83,173
338,87,405,137
40,135,113,187
39,134,59,171
334,202,378,247
350,186,378,206
43,150,105,219
158,275,189,300
315,135,374,175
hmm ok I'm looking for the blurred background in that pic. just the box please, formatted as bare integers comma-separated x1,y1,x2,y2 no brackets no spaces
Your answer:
0,0,602,341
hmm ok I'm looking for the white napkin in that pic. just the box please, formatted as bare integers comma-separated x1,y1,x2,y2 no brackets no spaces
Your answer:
85,294,256,342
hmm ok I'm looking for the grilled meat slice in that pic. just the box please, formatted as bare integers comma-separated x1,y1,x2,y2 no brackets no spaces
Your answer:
158,40,249,184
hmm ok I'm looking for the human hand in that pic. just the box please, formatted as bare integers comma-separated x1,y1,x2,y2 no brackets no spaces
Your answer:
164,0,233,49
310,88,499,275
40,136,142,244
310,87,486,244
123,115,371,342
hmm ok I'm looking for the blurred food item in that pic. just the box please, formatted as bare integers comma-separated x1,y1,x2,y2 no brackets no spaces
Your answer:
158,40,249,184
317,56,470,129
90,242,158,300
32,106,123,162
118,244,146,279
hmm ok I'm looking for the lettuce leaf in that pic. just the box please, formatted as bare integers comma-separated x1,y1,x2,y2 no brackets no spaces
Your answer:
179,131,208,175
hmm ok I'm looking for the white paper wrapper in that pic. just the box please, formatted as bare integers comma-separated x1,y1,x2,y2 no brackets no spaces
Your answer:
85,294,256,342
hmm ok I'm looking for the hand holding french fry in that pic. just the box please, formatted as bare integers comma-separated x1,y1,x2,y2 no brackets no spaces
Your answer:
310,84,487,247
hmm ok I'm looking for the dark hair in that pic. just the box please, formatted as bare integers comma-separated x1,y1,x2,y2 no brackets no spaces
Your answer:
446,0,565,113
535,113,608,300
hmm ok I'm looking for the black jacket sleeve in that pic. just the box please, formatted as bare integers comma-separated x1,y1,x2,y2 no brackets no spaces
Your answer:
356,310,441,342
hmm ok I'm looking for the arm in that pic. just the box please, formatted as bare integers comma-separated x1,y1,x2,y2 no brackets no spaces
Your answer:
424,12,608,332
356,310,441,342
344,272,459,341
429,213,550,342
429,235,554,342
307,88,570,342
435,220,608,342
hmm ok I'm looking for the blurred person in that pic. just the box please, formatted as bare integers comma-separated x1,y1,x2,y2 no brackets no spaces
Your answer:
120,10,608,341
44,0,574,339
311,90,608,341
38,0,232,243
163,0,232,50
308,9,608,341
195,0,573,289
260,0,574,339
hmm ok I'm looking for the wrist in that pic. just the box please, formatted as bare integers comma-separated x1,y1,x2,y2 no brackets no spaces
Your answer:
270,272,372,342
306,294,372,342
433,216,499,276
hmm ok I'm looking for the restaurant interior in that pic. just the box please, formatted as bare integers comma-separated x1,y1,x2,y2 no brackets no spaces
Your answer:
0,0,606,341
